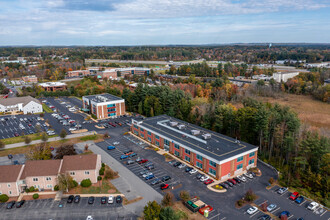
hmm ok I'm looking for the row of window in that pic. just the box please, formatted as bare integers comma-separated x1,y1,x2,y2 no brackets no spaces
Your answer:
107,108,116,112
108,113,116,117
236,152,255,162
107,104,116,107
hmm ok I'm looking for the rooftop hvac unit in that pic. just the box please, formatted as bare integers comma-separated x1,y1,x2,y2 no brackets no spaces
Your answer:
170,121,178,127
177,124,186,130
191,130,200,135
202,133,211,140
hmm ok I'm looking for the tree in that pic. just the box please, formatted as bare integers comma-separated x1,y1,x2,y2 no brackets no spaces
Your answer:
161,192,174,207
0,140,5,150
41,132,48,142
143,201,161,220
60,129,67,139
244,189,257,202
25,144,52,160
35,124,42,133
80,179,92,187
159,207,180,220
179,190,190,202
257,79,265,87
24,136,32,144
57,173,75,192
33,193,39,199
0,194,9,202
104,169,118,180
54,144,77,159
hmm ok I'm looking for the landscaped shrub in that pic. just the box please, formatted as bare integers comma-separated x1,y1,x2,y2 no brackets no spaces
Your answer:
33,193,39,199
244,189,257,202
102,163,105,168
268,177,275,185
104,169,118,180
73,180,78,187
97,176,102,181
80,179,92,187
99,167,105,175
236,199,244,207
29,186,35,192
54,185,59,191
0,194,9,203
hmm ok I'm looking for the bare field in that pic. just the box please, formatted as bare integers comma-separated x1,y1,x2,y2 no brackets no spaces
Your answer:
257,94,330,136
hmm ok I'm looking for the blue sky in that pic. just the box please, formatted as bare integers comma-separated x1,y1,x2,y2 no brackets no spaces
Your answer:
0,0,329,45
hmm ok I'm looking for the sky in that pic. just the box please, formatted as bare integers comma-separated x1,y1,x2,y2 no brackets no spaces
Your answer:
0,0,329,45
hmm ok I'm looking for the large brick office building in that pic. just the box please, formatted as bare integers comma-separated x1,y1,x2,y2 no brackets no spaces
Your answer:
82,93,125,119
131,115,258,180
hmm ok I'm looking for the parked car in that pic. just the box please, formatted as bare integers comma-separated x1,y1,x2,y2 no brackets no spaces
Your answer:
140,170,149,176
178,163,186,169
143,172,152,178
295,196,305,204
247,206,258,215
74,195,81,203
101,197,107,204
107,146,116,150
146,164,155,170
228,179,237,185
6,201,15,209
160,183,169,190
200,175,210,182
199,205,213,215
220,182,229,189
136,157,142,162
289,192,299,200
138,159,148,164
225,181,233,187
266,204,277,212
16,200,25,208
233,177,241,183
145,173,155,180
307,202,319,211
129,153,137,157
244,172,254,179
67,195,74,203
204,179,214,185
189,169,197,174
257,215,271,220
14,132,19,137
108,195,114,204
196,173,203,179
88,196,95,204
124,150,133,155
151,178,161,185
279,211,290,218
127,160,135,165
69,127,77,131
120,155,128,160
173,162,182,167
113,142,120,145
185,167,193,172
277,187,288,195
116,195,122,203
162,176,171,182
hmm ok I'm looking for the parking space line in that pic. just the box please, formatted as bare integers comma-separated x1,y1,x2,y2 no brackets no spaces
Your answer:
250,211,259,218
299,200,306,206
287,215,294,219
271,207,280,213
258,200,268,206
320,210,327,217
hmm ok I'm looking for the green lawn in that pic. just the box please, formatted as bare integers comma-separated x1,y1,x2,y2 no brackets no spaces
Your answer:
42,103,53,113
80,135,98,141
80,180,120,194
2,133,57,145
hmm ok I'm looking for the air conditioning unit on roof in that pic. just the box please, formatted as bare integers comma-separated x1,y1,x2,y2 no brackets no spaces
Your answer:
202,133,211,140
177,124,186,130
170,121,178,127
191,130,200,135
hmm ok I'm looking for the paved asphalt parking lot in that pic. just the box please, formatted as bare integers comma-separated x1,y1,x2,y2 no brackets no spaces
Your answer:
0,198,138,220
96,133,330,220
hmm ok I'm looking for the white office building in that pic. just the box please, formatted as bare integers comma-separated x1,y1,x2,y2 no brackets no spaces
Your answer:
0,96,42,114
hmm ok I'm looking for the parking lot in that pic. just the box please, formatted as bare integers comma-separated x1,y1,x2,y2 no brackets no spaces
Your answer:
0,197,137,220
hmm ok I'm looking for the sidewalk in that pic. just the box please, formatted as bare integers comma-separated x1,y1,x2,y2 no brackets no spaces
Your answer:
3,131,97,149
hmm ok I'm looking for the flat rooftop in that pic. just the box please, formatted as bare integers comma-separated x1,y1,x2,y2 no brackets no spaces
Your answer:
134,115,257,163
83,93,124,103
39,82,66,87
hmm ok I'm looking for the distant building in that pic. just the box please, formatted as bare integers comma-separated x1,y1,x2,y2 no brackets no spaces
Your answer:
82,93,125,119
39,82,67,91
0,96,42,114
272,72,299,83
305,62,330,68
67,70,90,78
22,75,38,83
252,74,273,81
0,165,24,197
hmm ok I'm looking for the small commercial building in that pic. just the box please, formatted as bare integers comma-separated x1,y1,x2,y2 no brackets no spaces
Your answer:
67,70,91,78
273,72,300,83
22,75,38,83
131,115,258,181
0,96,42,114
39,82,67,91
82,93,125,119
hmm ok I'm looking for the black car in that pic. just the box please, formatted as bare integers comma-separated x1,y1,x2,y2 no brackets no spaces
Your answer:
258,215,271,220
185,167,193,172
74,195,80,203
101,196,107,204
225,181,233,187
250,172,256,177
196,173,203,179
162,176,171,182
6,201,15,209
233,177,241,183
220,183,229,189
146,164,155,170
8,154,13,159
16,200,25,208
173,162,181,167
151,178,161,185
88,196,95,204
116,195,122,204
67,195,74,203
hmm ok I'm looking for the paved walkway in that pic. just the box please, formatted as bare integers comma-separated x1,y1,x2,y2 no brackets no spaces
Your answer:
3,131,96,149
75,141,163,215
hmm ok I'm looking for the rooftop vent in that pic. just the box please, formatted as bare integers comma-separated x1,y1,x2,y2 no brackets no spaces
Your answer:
202,133,211,140
170,121,178,127
177,124,186,130
235,139,240,144
191,130,200,136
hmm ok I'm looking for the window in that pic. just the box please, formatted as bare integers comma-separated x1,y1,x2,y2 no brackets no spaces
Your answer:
209,161,217,167
237,156,243,162
33,178,38,182
7,184,11,188
164,139,170,146
174,144,180,149
185,149,191,155
107,104,115,107
70,172,75,176
155,135,160,139
140,128,144,132
46,177,52,181
47,184,52,188
107,108,116,112
85,171,90,175
134,125,138,129
185,156,190,162
249,159,255,165
196,161,203,169
156,141,160,146
237,164,243,170
249,152,255,157
148,137,151,142
209,168,216,176
141,133,144,138
9,191,12,195
147,131,151,135
134,130,138,135
174,151,180,157
196,154,203,161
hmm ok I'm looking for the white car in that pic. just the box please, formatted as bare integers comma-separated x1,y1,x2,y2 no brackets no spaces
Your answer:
178,164,186,169
86,216,93,220
267,204,277,212
68,108,76,112
247,206,258,215
113,142,120,145
307,202,319,211
189,169,197,174
69,127,76,131
108,195,114,204
143,172,152,178
237,175,246,182
244,172,254,179
200,175,209,182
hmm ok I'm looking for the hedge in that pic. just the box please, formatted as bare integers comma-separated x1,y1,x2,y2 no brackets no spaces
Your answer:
0,194,9,203
33,193,39,199
80,179,92,187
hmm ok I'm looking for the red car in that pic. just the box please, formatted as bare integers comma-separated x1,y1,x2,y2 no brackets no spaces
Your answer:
14,132,19,137
204,179,214,185
228,179,237,185
160,184,169,190
138,159,148,164
199,205,213,215
28,124,32,127
289,192,299,200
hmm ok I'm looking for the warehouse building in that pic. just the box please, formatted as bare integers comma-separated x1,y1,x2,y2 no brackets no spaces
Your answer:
82,93,125,119
131,115,258,180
